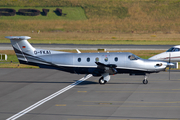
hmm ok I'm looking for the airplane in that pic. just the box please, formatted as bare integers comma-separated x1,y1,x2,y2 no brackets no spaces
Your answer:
149,45,180,62
5,36,174,84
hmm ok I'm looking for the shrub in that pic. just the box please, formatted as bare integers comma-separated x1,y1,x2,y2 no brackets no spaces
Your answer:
0,8,16,16
42,9,49,16
18,9,40,16
54,8,62,16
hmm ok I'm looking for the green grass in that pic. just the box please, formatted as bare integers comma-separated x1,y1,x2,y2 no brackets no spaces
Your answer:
0,7,87,20
1,32,180,45
1,0,180,44
17,40,180,45
2,38,180,45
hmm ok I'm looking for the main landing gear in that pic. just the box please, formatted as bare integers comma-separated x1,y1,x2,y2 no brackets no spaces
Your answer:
99,77,107,84
142,74,148,84
98,73,110,85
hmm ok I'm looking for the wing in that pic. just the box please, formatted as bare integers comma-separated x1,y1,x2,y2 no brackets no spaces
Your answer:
95,62,117,75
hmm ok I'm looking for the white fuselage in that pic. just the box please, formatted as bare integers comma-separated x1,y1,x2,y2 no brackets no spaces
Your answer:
149,45,180,62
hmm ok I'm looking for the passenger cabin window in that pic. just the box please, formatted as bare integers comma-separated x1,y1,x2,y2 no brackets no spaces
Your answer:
78,58,81,62
104,57,108,62
166,47,180,52
87,57,90,62
128,55,139,60
114,57,118,62
95,57,99,62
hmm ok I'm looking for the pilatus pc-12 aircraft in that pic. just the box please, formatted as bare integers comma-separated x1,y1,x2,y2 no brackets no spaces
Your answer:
6,36,174,84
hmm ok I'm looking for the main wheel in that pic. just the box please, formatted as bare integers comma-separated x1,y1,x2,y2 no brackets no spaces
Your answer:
143,79,148,84
99,77,107,84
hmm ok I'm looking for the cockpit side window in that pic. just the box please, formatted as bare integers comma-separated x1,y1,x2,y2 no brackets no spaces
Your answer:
167,47,175,52
128,54,140,60
174,48,179,52
166,47,180,52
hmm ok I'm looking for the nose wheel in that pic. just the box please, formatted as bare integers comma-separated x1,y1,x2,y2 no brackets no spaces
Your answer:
143,79,148,84
142,74,148,84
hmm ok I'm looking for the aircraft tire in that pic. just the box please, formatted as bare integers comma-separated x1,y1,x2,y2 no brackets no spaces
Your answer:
99,77,107,85
143,79,148,84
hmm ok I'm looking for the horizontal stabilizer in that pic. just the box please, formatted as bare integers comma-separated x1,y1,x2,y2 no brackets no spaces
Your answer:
5,36,31,40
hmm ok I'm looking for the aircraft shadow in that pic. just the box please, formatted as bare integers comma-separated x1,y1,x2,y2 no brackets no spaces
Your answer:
1,112,175,120
0,80,142,85
74,80,142,85
0,81,73,84
77,80,98,85
107,82,142,85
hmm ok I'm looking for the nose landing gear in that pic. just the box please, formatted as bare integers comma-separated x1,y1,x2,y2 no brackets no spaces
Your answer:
142,74,148,84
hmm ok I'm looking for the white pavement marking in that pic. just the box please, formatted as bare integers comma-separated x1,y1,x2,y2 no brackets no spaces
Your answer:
6,74,92,120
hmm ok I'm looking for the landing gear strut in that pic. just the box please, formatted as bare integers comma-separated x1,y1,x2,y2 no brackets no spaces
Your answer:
142,74,148,84
99,77,107,84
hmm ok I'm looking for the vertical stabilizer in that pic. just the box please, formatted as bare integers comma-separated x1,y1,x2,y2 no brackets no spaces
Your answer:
5,36,35,63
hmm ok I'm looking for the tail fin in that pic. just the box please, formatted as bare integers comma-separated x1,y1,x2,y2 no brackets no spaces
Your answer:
5,36,36,64
6,36,68,67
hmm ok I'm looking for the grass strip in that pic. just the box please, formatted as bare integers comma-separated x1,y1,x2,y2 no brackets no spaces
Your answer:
1,32,180,45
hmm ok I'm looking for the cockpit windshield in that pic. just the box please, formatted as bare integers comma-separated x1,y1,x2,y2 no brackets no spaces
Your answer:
166,47,180,52
128,54,140,60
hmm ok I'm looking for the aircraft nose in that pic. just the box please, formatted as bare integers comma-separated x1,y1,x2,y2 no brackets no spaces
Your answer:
155,61,168,68
155,63,163,66
156,62,174,68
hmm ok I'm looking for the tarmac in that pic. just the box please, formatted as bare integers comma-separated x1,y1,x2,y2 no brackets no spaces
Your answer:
0,68,180,120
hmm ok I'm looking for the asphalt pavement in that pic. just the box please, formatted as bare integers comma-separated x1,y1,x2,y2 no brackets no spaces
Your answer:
0,68,180,120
